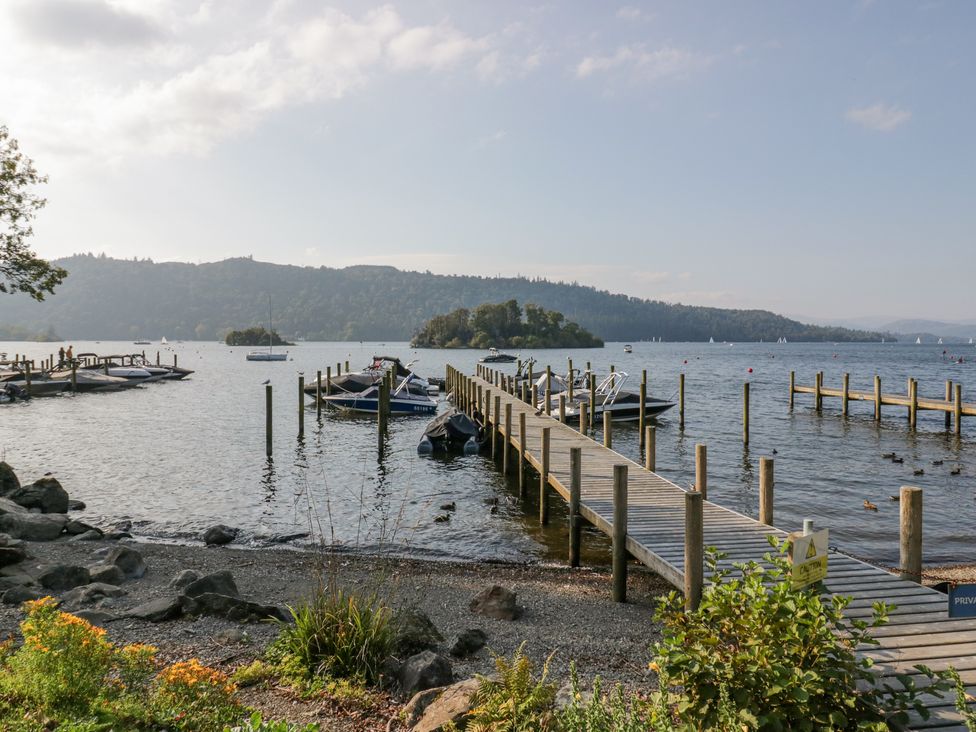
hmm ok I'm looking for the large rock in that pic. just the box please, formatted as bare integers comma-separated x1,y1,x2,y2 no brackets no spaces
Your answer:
449,629,488,658
8,477,69,514
73,609,116,626
0,545,28,568
0,574,34,591
179,592,287,623
168,569,200,591
399,651,453,697
203,524,238,546
105,546,146,579
128,596,183,622
394,606,444,657
411,677,481,732
89,564,127,585
0,463,19,496
62,582,126,609
65,520,101,536
0,513,67,541
69,530,103,542
67,499,86,511
182,570,238,599
2,586,45,605
0,498,27,515
469,585,521,621
37,564,91,591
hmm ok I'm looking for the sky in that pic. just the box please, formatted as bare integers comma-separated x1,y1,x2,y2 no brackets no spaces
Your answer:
1,0,973,323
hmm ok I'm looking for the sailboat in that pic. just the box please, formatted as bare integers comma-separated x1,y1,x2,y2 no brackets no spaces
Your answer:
160,336,168,345
246,296,288,362
915,337,922,345
709,337,714,343
938,337,944,345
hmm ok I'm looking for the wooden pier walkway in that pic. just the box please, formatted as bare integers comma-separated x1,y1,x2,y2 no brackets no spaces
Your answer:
451,366,976,729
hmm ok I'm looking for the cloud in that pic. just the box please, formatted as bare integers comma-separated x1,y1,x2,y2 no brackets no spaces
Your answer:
845,103,911,132
576,45,711,81
475,129,507,148
616,6,650,21
387,22,488,71
8,0,164,48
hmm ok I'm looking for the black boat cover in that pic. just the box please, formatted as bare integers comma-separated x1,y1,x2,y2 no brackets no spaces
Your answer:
423,408,480,442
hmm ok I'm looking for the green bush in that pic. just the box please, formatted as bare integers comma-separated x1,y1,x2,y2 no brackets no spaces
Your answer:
461,644,558,732
557,663,652,731
224,711,319,731
269,588,395,686
947,667,976,731
650,539,948,730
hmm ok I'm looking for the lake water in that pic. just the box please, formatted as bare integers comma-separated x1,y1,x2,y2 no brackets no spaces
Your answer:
1,340,974,567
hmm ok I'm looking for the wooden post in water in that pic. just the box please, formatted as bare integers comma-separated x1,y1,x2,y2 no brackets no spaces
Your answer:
789,370,795,410
544,388,552,416
899,486,923,583
814,371,822,412
539,428,551,525
325,366,332,396
567,359,574,400
743,382,750,446
336,362,341,377
907,377,913,420
946,380,953,430
24,362,31,397
612,464,628,603
645,426,656,472
344,360,349,373
842,373,850,417
639,382,647,449
298,376,305,437
684,490,703,611
265,384,273,457
759,457,774,525
531,383,538,411
174,354,178,369
589,374,597,427
503,403,512,475
493,395,501,461
546,365,552,401
156,351,160,365
955,384,963,436
874,376,882,421
377,381,388,448
679,373,685,429
70,363,77,393
569,447,582,568
603,410,612,449
477,385,483,416
518,412,527,500
316,370,322,417
695,443,707,500
580,401,588,435
559,394,566,423
910,379,918,431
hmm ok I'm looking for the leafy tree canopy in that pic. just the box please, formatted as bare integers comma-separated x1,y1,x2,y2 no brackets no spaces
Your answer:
225,326,293,347
0,126,67,300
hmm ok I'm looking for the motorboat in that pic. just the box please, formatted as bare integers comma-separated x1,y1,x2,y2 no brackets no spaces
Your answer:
417,408,484,454
0,365,70,396
318,373,437,415
128,354,194,380
48,368,135,392
77,354,164,383
623,344,633,353
479,347,518,363
304,357,438,398
546,371,675,422
1,383,31,403
246,296,288,361
134,340,151,345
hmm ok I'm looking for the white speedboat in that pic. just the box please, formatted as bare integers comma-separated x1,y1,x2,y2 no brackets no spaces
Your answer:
246,351,288,361
623,344,633,353
318,373,437,415
544,372,675,422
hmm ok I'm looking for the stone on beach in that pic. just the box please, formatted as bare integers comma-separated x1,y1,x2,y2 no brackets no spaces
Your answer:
168,569,200,591
67,499,86,511
62,582,127,609
105,546,147,579
65,520,101,536
7,477,69,514
68,530,104,542
0,498,27,516
0,463,19,496
182,570,239,599
449,628,488,658
128,596,184,623
203,524,239,546
469,585,521,621
37,564,91,591
0,513,68,541
89,563,127,585
0,545,28,568
179,592,287,623
409,677,480,732
394,606,444,657
2,586,45,605
398,650,454,697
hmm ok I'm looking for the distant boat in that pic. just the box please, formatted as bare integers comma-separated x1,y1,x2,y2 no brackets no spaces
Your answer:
160,336,169,345
247,296,288,362
970,337,974,345
709,337,714,343
623,344,633,353
133,340,150,345
479,348,518,363
916,337,922,344
938,337,944,345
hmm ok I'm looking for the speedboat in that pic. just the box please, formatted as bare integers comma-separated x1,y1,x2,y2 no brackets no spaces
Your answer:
305,357,438,398
319,373,437,415
0,383,31,403
417,408,484,454
246,350,287,361
623,344,633,353
544,371,675,422
479,347,518,363
48,368,135,392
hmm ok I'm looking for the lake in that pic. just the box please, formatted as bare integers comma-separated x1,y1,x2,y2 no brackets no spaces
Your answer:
1,340,974,567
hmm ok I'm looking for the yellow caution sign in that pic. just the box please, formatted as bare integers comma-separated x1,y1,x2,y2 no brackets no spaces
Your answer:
789,528,828,589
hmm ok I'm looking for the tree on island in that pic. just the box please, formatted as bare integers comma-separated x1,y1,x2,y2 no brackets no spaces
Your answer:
411,299,604,349
0,126,67,300
224,326,294,347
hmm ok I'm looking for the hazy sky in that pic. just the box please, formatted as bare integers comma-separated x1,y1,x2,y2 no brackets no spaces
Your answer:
2,1,973,322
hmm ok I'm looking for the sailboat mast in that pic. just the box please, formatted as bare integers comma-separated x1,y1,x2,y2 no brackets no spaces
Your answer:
268,296,273,354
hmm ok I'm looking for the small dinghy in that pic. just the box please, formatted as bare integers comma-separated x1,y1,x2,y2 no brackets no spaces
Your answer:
0,383,30,403
418,408,484,454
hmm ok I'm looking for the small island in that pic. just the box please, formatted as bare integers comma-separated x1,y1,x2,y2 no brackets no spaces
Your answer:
224,326,293,347
411,299,603,349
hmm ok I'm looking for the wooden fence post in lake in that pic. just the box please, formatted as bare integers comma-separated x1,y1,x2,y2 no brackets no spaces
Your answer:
955,384,963,436
612,464,628,603
316,370,322,417
546,365,552,403
789,370,795,410
695,443,707,499
580,401,588,435
684,490,703,611
743,382,750,446
907,377,913,420
325,366,332,396
559,394,566,423
603,410,612,449
639,382,647,449
874,376,882,421
946,380,954,430
377,381,388,446
24,362,31,398
842,373,850,417
679,373,685,429
814,371,822,412
568,359,574,400
759,457,774,525
298,376,305,438
569,447,582,568
518,412,527,501
910,379,918,431
265,384,273,457
545,388,552,416
493,395,501,460
899,486,923,584
344,360,349,373
70,363,77,393
540,427,551,525
645,426,656,472
503,402,512,475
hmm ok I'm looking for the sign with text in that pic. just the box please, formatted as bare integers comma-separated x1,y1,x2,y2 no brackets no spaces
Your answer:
789,528,829,589
949,584,976,618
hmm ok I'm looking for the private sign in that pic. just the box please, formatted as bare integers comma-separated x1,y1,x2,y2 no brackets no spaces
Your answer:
949,584,976,618
789,528,829,589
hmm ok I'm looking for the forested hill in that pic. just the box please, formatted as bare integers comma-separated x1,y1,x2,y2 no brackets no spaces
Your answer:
1,254,885,343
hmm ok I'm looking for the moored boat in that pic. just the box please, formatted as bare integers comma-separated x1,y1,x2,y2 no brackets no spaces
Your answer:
417,408,484,454
479,347,518,363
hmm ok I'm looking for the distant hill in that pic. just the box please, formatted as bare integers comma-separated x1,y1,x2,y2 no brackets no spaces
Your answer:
881,319,976,344
0,254,887,343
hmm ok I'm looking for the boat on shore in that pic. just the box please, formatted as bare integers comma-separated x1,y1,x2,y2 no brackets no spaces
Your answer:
479,348,518,363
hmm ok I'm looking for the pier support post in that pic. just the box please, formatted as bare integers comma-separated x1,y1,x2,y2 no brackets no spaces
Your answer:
899,486,923,584
946,380,953,430
907,378,913,421
326,366,332,396
503,403,512,475
546,365,552,403
298,376,305,438
955,384,963,436
743,382,750,446
316,370,322,417
612,464,628,603
842,373,850,417
603,410,612,449
815,372,822,412
493,395,501,460
874,376,882,422
684,490,703,612
679,373,685,429
789,370,795,410
70,363,77,393
589,374,597,427
531,384,538,411
639,382,647,448
377,381,388,446
580,401,588,436
521,382,528,405
540,428,551,525
265,384,273,457
695,443,707,500
559,394,566,423
569,447,582,568
518,412,527,500
544,388,552,416
568,359,574,400
910,379,918,431
645,426,656,472
759,457,774,525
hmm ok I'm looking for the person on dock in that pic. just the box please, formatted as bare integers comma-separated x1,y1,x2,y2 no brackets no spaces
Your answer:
65,345,73,362
58,346,65,365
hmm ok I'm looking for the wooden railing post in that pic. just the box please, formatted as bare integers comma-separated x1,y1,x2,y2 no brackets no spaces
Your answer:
645,426,656,472
789,370,795,410
695,443,707,500
503,402,512,476
685,490,703,611
569,447,582,568
603,410,612,449
559,394,566,423
544,388,552,416
540,427,551,525
612,464,628,603
842,373,849,417
900,486,922,583
759,457,774,525
518,411,527,500
743,382,750,446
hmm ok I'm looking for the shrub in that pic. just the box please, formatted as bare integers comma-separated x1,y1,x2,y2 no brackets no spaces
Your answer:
152,658,241,730
225,712,320,731
557,663,651,732
269,588,395,686
232,660,275,688
947,667,976,731
462,643,558,732
650,539,948,730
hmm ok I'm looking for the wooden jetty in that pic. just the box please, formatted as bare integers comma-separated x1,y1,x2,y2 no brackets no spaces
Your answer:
791,371,973,434
449,364,976,729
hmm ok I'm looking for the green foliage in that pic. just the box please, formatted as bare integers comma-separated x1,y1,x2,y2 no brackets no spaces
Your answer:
650,540,949,731
0,126,67,300
268,588,395,686
557,663,651,731
461,644,558,732
225,326,293,346
411,299,604,349
232,660,275,688
947,667,976,731
224,712,319,731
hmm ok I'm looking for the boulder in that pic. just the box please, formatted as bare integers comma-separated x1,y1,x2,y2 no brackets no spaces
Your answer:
67,499,86,511
179,592,288,623
0,498,27,516
449,629,488,658
394,606,444,657
0,545,28,568
62,582,126,608
401,686,447,729
65,520,101,536
2,586,45,605
168,569,200,591
0,574,34,591
399,651,453,697
104,531,133,541
69,530,103,542
203,524,238,546
37,564,91,591
0,513,67,541
89,564,127,585
73,609,116,626
469,585,521,621
411,677,481,732
215,627,246,644
0,462,19,496
0,533,21,546
182,570,238,599
8,477,69,514
128,596,183,623
105,546,146,579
